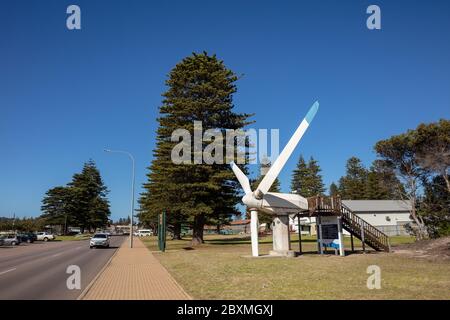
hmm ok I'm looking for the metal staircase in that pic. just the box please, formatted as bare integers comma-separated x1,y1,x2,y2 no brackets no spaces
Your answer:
306,196,390,252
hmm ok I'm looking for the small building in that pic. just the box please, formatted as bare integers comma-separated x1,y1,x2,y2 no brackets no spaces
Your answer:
227,219,251,234
342,200,413,236
289,216,317,236
289,200,414,237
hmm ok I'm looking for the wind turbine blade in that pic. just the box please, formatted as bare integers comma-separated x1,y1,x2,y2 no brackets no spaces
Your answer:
255,101,319,197
230,162,252,194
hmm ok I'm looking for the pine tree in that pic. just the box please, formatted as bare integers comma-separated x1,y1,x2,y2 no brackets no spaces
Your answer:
307,157,325,196
41,160,110,233
139,52,252,245
290,155,325,197
329,182,339,197
41,186,73,233
420,175,450,237
338,157,368,199
365,160,404,199
291,155,308,194
68,160,110,232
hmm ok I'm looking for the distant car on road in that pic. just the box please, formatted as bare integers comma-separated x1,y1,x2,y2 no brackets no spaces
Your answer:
90,233,110,249
0,234,20,246
36,232,56,241
17,233,35,243
136,229,153,237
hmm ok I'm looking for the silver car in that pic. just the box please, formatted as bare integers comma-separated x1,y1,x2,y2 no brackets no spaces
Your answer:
89,233,110,248
0,234,20,246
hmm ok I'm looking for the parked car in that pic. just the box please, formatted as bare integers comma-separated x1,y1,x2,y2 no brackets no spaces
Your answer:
16,233,35,243
1,234,20,246
27,232,38,242
0,237,4,246
89,233,110,248
136,229,153,237
36,232,56,241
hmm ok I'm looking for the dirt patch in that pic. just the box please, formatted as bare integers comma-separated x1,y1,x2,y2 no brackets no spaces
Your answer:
392,236,450,261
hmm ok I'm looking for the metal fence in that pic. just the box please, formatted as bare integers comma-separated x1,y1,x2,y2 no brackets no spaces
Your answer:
376,224,411,236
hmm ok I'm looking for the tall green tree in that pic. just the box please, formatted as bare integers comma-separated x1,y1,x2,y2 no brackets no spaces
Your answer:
375,133,427,238
338,157,368,199
364,160,404,200
68,160,110,232
307,157,325,196
41,160,110,233
419,175,450,238
41,186,74,233
291,155,325,197
414,119,450,193
139,52,252,245
329,182,339,197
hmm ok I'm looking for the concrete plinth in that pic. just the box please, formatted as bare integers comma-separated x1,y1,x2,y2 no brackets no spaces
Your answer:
269,250,296,257
270,215,294,257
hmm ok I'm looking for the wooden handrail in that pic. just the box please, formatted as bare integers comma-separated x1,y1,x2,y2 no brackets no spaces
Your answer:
307,196,390,251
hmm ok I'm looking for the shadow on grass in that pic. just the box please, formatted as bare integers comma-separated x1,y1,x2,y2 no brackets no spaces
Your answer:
205,236,318,246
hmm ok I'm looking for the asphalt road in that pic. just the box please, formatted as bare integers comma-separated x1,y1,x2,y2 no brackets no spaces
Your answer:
0,236,125,300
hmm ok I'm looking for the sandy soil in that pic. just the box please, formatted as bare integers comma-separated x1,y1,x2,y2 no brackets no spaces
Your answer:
392,236,450,261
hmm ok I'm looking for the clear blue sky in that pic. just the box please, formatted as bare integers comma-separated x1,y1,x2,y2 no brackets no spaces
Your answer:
1,0,449,221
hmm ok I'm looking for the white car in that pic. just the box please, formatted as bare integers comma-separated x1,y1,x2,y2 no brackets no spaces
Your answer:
90,233,110,248
136,229,153,237
36,232,55,241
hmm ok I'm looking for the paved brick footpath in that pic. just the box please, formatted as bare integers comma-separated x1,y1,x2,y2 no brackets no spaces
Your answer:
81,237,191,300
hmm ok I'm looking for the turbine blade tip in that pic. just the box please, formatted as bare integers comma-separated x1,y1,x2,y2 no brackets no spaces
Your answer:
305,101,319,124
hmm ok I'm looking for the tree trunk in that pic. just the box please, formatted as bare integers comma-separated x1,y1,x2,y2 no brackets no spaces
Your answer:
172,222,182,240
191,214,205,246
409,196,427,240
216,224,221,235
442,172,450,194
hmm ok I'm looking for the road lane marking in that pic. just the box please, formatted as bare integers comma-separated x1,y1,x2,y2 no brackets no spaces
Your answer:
52,253,62,258
0,268,17,276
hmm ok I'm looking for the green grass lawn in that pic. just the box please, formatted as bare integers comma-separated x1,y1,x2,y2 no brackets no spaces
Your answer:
55,234,91,241
141,234,449,300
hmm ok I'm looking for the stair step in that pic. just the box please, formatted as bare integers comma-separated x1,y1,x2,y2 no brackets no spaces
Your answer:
307,196,390,252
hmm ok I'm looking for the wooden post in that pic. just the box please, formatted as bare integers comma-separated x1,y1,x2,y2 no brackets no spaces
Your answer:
317,215,323,255
361,224,366,253
350,233,354,252
297,215,302,255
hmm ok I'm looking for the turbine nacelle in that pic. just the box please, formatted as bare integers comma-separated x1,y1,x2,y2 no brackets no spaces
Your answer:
242,192,308,215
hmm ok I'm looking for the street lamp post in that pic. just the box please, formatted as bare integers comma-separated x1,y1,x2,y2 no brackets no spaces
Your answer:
104,149,135,248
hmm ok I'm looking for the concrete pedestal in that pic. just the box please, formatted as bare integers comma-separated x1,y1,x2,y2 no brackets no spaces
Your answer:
270,215,294,257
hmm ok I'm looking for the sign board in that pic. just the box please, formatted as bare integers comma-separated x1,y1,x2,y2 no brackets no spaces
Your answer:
318,215,344,256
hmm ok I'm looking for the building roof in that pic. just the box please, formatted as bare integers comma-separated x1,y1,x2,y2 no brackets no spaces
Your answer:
230,219,250,225
342,200,412,213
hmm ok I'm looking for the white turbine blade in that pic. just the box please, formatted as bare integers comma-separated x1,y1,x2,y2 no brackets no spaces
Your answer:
255,101,319,197
230,161,252,194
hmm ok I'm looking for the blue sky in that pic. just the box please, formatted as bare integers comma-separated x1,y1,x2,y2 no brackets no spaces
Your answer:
1,0,449,221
